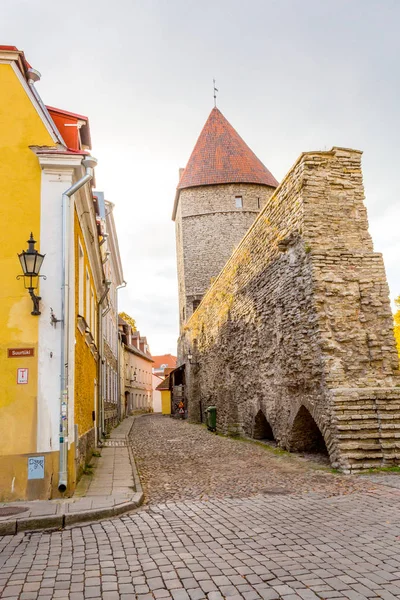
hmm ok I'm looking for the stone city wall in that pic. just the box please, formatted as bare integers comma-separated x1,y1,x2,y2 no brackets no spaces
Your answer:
180,147,400,472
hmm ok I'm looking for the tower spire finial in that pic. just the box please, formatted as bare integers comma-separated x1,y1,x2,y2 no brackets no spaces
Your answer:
213,78,218,108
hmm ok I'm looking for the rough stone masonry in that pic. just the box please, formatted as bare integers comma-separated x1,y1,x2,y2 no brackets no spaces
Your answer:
180,147,400,472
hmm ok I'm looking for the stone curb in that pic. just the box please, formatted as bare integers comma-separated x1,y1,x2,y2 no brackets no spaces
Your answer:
0,494,144,537
127,416,144,500
0,520,17,536
0,418,145,536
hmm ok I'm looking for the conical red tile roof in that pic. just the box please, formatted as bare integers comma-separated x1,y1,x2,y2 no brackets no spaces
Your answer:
178,107,278,190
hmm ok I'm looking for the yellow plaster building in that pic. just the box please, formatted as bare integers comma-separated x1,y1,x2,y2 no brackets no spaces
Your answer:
0,46,109,500
156,376,172,415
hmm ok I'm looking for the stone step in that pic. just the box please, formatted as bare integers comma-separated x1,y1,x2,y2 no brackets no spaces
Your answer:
343,451,384,460
338,442,382,451
340,448,400,460
338,433,400,443
333,404,400,412
338,432,385,440
336,422,400,431
336,423,380,431
333,413,400,422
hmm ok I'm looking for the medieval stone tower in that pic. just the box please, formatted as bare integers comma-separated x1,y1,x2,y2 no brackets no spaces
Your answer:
172,107,278,331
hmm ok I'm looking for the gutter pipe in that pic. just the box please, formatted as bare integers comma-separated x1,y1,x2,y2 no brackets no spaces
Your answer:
97,281,112,440
58,156,97,493
116,281,127,421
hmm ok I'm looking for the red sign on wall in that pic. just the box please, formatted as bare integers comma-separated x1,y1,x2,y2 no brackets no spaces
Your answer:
8,348,35,358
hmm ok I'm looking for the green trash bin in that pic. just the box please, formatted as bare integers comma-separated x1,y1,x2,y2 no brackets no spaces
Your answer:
206,406,217,432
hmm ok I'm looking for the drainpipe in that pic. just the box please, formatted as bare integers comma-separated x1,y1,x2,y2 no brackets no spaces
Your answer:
58,156,97,493
98,282,111,440
116,281,127,421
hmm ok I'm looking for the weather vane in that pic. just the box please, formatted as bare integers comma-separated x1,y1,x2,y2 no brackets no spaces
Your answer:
213,79,218,107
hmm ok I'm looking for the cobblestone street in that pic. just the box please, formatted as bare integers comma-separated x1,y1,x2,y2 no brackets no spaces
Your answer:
130,415,377,504
1,415,400,600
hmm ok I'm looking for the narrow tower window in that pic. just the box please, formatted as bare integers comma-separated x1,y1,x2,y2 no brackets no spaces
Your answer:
257,197,261,209
235,196,243,208
193,299,201,312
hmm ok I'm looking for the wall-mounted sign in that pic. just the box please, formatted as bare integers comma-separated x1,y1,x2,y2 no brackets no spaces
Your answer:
28,456,45,480
17,368,28,384
8,348,34,358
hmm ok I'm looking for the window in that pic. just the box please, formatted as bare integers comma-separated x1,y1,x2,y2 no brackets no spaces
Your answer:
85,268,90,323
90,287,95,333
257,197,261,210
235,196,243,208
193,299,201,312
78,244,84,315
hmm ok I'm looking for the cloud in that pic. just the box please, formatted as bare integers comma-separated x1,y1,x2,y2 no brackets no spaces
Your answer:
2,0,399,353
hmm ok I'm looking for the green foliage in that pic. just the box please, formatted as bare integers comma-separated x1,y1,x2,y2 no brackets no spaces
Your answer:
119,311,137,331
83,463,94,475
394,296,400,360
366,465,400,474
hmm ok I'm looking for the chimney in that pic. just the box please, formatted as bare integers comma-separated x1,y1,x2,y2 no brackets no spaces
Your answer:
132,332,139,349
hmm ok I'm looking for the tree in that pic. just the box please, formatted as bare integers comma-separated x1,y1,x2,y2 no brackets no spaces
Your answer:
394,296,400,359
119,312,137,331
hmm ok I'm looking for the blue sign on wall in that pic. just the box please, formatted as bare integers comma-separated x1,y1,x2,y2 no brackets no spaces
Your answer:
28,456,45,480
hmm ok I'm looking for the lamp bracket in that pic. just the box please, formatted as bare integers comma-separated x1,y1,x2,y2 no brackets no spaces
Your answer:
28,288,41,316
50,308,63,328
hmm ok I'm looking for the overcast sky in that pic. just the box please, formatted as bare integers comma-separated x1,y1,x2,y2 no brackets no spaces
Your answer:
2,0,399,355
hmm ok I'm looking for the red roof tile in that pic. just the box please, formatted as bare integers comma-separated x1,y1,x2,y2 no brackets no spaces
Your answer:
178,107,278,190
0,45,32,73
156,374,171,391
152,354,177,370
46,105,88,122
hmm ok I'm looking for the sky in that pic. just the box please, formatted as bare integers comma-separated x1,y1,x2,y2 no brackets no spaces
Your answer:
2,0,399,355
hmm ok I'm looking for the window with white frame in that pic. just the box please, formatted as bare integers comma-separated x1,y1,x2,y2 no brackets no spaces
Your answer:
90,287,95,334
78,244,84,315
86,268,90,324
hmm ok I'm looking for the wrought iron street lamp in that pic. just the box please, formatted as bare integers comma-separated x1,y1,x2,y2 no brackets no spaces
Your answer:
187,351,199,367
17,233,46,315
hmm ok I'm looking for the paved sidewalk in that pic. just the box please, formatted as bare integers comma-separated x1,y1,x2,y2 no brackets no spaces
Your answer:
75,418,136,498
0,417,143,535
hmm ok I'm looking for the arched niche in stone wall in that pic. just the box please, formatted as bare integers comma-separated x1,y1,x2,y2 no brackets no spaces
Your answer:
288,405,328,454
253,410,275,441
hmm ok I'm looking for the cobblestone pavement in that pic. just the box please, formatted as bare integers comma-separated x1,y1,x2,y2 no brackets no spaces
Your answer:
2,414,400,600
1,488,400,599
130,415,380,504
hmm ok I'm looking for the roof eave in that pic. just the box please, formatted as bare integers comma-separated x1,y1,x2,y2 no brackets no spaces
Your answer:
172,188,180,221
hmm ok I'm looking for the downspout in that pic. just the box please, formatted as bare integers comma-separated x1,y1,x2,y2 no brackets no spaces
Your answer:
116,281,127,421
98,282,111,440
58,156,97,493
